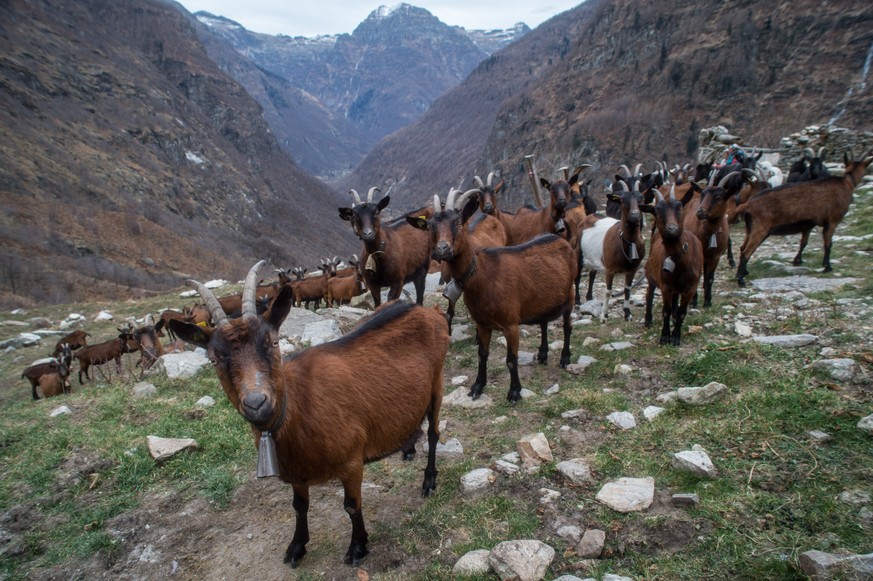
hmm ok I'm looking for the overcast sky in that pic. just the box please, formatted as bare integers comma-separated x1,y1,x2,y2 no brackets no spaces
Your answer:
174,1,583,37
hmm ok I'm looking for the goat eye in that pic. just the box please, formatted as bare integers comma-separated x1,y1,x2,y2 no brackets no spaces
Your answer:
272,340,279,348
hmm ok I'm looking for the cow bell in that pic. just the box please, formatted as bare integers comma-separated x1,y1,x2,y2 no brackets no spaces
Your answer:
443,279,462,303
256,431,280,478
662,257,676,273
555,218,566,234
709,234,718,249
628,243,639,261
365,254,377,273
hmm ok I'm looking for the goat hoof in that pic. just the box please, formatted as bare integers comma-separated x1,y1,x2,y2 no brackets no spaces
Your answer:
537,352,548,364
468,384,484,400
659,336,670,345
623,309,631,321
344,543,369,566
506,390,522,404
736,278,746,287
823,266,833,273
284,543,306,567
728,260,736,268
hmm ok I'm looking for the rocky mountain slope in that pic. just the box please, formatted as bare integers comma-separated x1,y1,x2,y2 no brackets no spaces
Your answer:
0,0,356,307
340,0,873,211
194,4,529,177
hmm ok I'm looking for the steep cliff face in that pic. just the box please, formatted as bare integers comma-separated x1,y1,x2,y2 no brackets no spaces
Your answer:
0,0,354,306
341,0,873,211
195,4,527,177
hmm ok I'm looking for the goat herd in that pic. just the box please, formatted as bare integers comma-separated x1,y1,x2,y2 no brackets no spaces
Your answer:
19,147,872,568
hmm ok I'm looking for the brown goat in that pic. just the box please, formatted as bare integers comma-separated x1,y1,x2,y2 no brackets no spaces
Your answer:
339,188,432,307
734,150,873,286
579,180,646,320
37,359,71,398
154,309,188,341
643,186,703,346
168,262,449,568
502,175,576,245
409,189,576,403
52,330,90,357
132,315,164,373
23,343,72,400
290,259,335,310
325,257,365,308
74,328,135,384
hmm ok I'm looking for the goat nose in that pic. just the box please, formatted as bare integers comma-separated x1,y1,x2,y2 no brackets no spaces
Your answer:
696,209,707,220
665,224,679,236
243,392,267,414
434,241,452,259
361,229,375,241
483,203,494,214
628,210,640,222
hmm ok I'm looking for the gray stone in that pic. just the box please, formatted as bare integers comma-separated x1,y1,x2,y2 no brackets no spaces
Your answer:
159,351,209,379
859,413,873,435
606,411,636,430
751,276,860,293
812,358,858,381
575,529,605,559
677,382,727,405
596,477,655,513
614,364,633,375
451,324,472,343
94,311,114,322
488,539,556,581
752,333,818,348
517,433,553,468
551,576,595,581
442,387,493,408
555,525,583,544
544,383,560,395
672,493,700,507
734,321,753,337
450,375,469,386
836,489,871,506
539,488,561,504
517,351,535,366
461,468,496,493
798,550,873,580
132,382,157,398
582,337,600,347
602,575,635,581
0,333,41,349
147,435,198,462
49,405,72,417
561,408,589,420
807,429,832,444
643,406,666,421
301,319,342,346
278,307,325,340
435,438,464,458
195,396,216,408
556,459,594,484
600,341,634,351
858,507,873,528
672,449,718,478
575,355,598,367
656,391,679,404
493,459,520,476
453,549,491,576
578,299,603,316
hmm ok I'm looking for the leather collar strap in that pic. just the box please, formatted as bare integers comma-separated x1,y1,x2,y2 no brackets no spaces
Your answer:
456,254,478,289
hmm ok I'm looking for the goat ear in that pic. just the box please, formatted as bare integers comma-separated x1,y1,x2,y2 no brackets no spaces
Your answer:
460,196,479,223
494,179,505,194
338,207,353,221
167,320,212,350
606,193,620,203
539,177,550,189
569,173,579,186
265,285,293,330
376,195,391,212
406,215,429,230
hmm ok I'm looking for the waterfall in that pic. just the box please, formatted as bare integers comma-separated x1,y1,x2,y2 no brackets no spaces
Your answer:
828,39,873,126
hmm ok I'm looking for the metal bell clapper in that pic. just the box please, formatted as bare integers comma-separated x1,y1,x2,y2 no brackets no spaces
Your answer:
257,431,280,478
443,279,462,302
628,242,639,260
662,257,676,273
709,234,718,249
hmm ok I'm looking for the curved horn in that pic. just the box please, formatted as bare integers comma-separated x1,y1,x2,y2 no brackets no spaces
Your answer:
717,171,741,189
633,163,643,176
349,189,362,205
188,280,228,327
367,186,380,203
617,179,629,192
486,171,495,186
619,164,632,178
574,164,592,174
446,188,459,210
670,183,677,201
633,180,640,192
474,175,485,189
802,147,815,158
433,194,442,214
454,188,481,210
655,188,665,203
558,166,569,180
817,147,826,159
707,169,718,187
242,260,266,317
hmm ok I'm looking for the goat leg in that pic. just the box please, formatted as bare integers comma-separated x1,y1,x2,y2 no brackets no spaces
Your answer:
574,249,584,305
469,326,491,400
703,269,716,308
560,307,572,368
672,294,691,346
586,270,596,301
822,223,836,272
793,230,811,265
644,278,655,328
504,326,522,403
536,322,548,364
422,397,441,497
659,292,673,345
413,270,426,305
342,475,369,566
284,485,310,567
727,237,736,267
622,272,634,321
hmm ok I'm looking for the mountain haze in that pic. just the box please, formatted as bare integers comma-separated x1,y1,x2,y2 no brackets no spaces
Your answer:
341,0,873,211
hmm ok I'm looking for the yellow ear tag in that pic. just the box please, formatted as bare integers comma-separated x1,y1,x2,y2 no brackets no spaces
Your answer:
418,215,426,219
197,321,207,328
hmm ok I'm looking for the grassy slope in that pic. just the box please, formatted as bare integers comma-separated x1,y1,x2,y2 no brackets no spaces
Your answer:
0,187,871,579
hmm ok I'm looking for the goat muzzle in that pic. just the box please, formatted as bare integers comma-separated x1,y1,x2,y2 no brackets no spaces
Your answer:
483,203,494,214
696,208,708,220
361,229,376,242
433,241,453,261
242,392,272,425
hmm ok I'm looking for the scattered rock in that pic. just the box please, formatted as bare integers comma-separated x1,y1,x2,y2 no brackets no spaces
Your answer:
614,364,633,375
578,300,603,316
600,341,634,351
539,488,561,504
752,333,818,348
556,525,583,544
798,549,873,580
159,351,210,379
602,575,635,581
751,276,860,293
453,549,491,576
488,539,555,581
49,405,72,417
812,358,857,382
147,435,198,462
195,396,215,408
672,493,700,508
442,387,493,409
734,321,752,337
517,351,535,366
606,411,636,430
301,319,342,346
461,468,496,493
677,382,727,405
517,433,553,469
859,413,873,435
278,308,326,340
561,408,589,420
595,477,655,513
807,429,832,444
94,311,114,322
552,576,595,581
857,507,873,528
836,489,871,506
672,448,718,478
132,382,157,398
643,406,665,421
656,391,679,404
576,355,598,367
556,459,594,484
451,324,472,342
451,375,469,386
582,337,600,347
0,333,41,349
544,383,560,395
436,438,464,458
575,529,605,559
493,460,520,476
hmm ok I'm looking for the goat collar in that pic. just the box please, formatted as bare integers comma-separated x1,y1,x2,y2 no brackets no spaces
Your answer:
456,254,478,289
618,229,641,262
